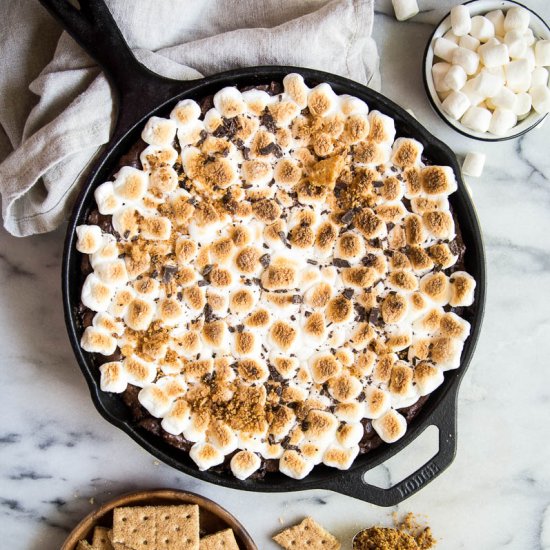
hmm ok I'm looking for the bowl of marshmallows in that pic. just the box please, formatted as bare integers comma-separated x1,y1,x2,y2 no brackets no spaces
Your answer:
424,0,550,140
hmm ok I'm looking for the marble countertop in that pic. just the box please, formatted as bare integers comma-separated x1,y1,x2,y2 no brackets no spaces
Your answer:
2,1,550,548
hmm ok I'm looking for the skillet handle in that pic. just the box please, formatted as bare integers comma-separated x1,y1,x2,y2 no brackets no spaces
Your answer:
38,0,190,138
321,389,458,506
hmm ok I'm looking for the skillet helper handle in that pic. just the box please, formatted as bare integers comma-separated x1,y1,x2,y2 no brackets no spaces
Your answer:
323,390,458,506
38,0,186,138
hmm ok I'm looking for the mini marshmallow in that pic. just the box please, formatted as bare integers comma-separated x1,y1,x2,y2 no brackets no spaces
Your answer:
443,65,467,91
190,442,225,471
213,87,246,118
441,90,470,120
460,78,485,106
81,273,114,312
523,28,536,47
434,37,458,63
505,59,532,92
504,30,527,59
535,40,550,67
443,30,460,45
513,92,532,118
81,326,117,355
478,42,509,68
459,34,480,51
462,151,485,178
372,409,407,443
474,70,504,98
138,384,173,418
76,225,103,254
485,10,505,37
530,85,550,114
461,106,492,133
141,116,177,147
99,361,128,393
230,451,262,480
450,4,471,37
489,108,517,136
169,99,201,126
432,62,452,92
113,167,148,202
504,6,531,33
452,47,480,75
490,86,516,110
94,182,121,215
470,16,495,42
391,0,419,21
531,67,549,88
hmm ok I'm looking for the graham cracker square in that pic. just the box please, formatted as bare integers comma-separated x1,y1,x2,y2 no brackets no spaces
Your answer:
107,529,133,550
76,541,94,550
199,528,240,550
155,505,200,550
112,506,158,549
273,517,340,550
92,526,114,550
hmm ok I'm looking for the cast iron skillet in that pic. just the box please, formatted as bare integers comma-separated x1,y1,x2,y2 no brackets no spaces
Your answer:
45,0,486,506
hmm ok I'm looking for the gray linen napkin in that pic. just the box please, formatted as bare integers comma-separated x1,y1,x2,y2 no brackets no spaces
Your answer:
0,0,379,237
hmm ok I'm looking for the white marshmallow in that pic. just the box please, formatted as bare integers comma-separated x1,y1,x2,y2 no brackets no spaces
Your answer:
76,225,103,254
169,99,201,127
461,106,492,133
458,35,479,52
81,273,114,312
513,92,532,118
452,47,480,75
80,326,117,355
391,0,419,21
441,90,470,120
478,42,509,68
94,182,121,215
443,65,467,91
443,30,460,45
372,410,407,443
213,87,246,118
504,7,531,33
489,108,517,136
504,30,527,59
522,47,536,72
434,37,458,63
473,70,504,98
523,28,536,47
462,151,485,178
138,384,173,418
99,361,128,393
531,67,549,88
485,10,505,37
530,85,550,114
141,116,177,147
535,40,550,67
190,442,225,470
161,399,191,435
490,86,517,110
113,166,148,203
432,62,452,92
415,365,444,396
470,16,495,42
460,78,485,106
505,59,532,92
450,4,471,37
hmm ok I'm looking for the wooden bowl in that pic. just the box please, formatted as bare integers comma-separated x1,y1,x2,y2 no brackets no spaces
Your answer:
61,489,257,550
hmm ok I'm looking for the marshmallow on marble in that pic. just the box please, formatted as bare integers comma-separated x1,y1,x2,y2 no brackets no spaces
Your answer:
504,30,528,59
450,4,471,37
443,64,467,91
459,34,480,51
441,90,470,120
531,67,549,88
462,151,485,178
470,16,495,42
452,46,480,75
479,41,509,68
489,108,517,136
391,0,419,22
461,106,492,132
513,92,532,118
504,6,531,33
485,9,505,37
535,40,550,67
434,37,458,63
505,59,532,92
432,62,452,92
530,85,550,114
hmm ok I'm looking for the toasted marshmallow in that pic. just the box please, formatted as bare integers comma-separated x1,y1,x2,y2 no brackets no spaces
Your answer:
309,353,341,384
261,261,297,291
230,450,262,480
112,207,139,239
241,89,270,117
414,361,444,396
422,209,455,240
108,288,135,317
387,270,418,293
391,138,423,168
92,312,124,336
335,423,363,449
328,374,362,403
449,271,476,306
113,167,148,203
190,442,225,471
99,361,128,393
439,312,471,341
125,298,154,331
363,386,391,419
134,277,160,300
421,165,457,196
303,410,338,446
161,399,191,435
339,94,369,116
335,233,365,263
326,295,353,324
427,243,458,269
420,272,451,305
90,235,119,268
94,259,128,287
333,402,363,423
323,445,360,470
283,73,309,108
307,83,338,116
141,116,177,147
123,355,157,387
138,383,173,417
213,87,246,118
202,320,229,350
302,312,327,347
170,99,201,126
237,358,269,384
413,307,444,336
76,225,103,254
81,273,114,312
268,320,297,352
94,182,122,215
430,336,464,371
279,450,314,479
368,110,396,144
140,145,178,171
373,409,407,443
206,422,238,455
380,292,408,324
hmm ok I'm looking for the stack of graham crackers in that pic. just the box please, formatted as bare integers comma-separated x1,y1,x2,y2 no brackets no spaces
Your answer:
76,504,240,550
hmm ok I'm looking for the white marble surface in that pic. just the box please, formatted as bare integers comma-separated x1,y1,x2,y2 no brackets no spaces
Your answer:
2,1,550,548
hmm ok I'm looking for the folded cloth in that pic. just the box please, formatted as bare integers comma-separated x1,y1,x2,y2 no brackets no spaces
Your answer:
0,0,379,237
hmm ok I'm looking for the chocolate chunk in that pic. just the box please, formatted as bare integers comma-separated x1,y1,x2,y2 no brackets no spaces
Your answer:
341,209,355,224
150,269,159,279
242,146,250,160
213,116,240,138
372,180,384,188
387,222,395,231
258,142,283,158
237,324,244,333
343,288,354,300
362,253,377,266
449,239,461,255
260,254,271,268
162,265,178,283
292,294,302,304
260,111,277,133
369,307,381,325
307,259,318,265
333,258,350,268
204,303,214,322
354,303,367,322
197,279,209,287
177,291,183,301
278,230,288,245
202,264,214,277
